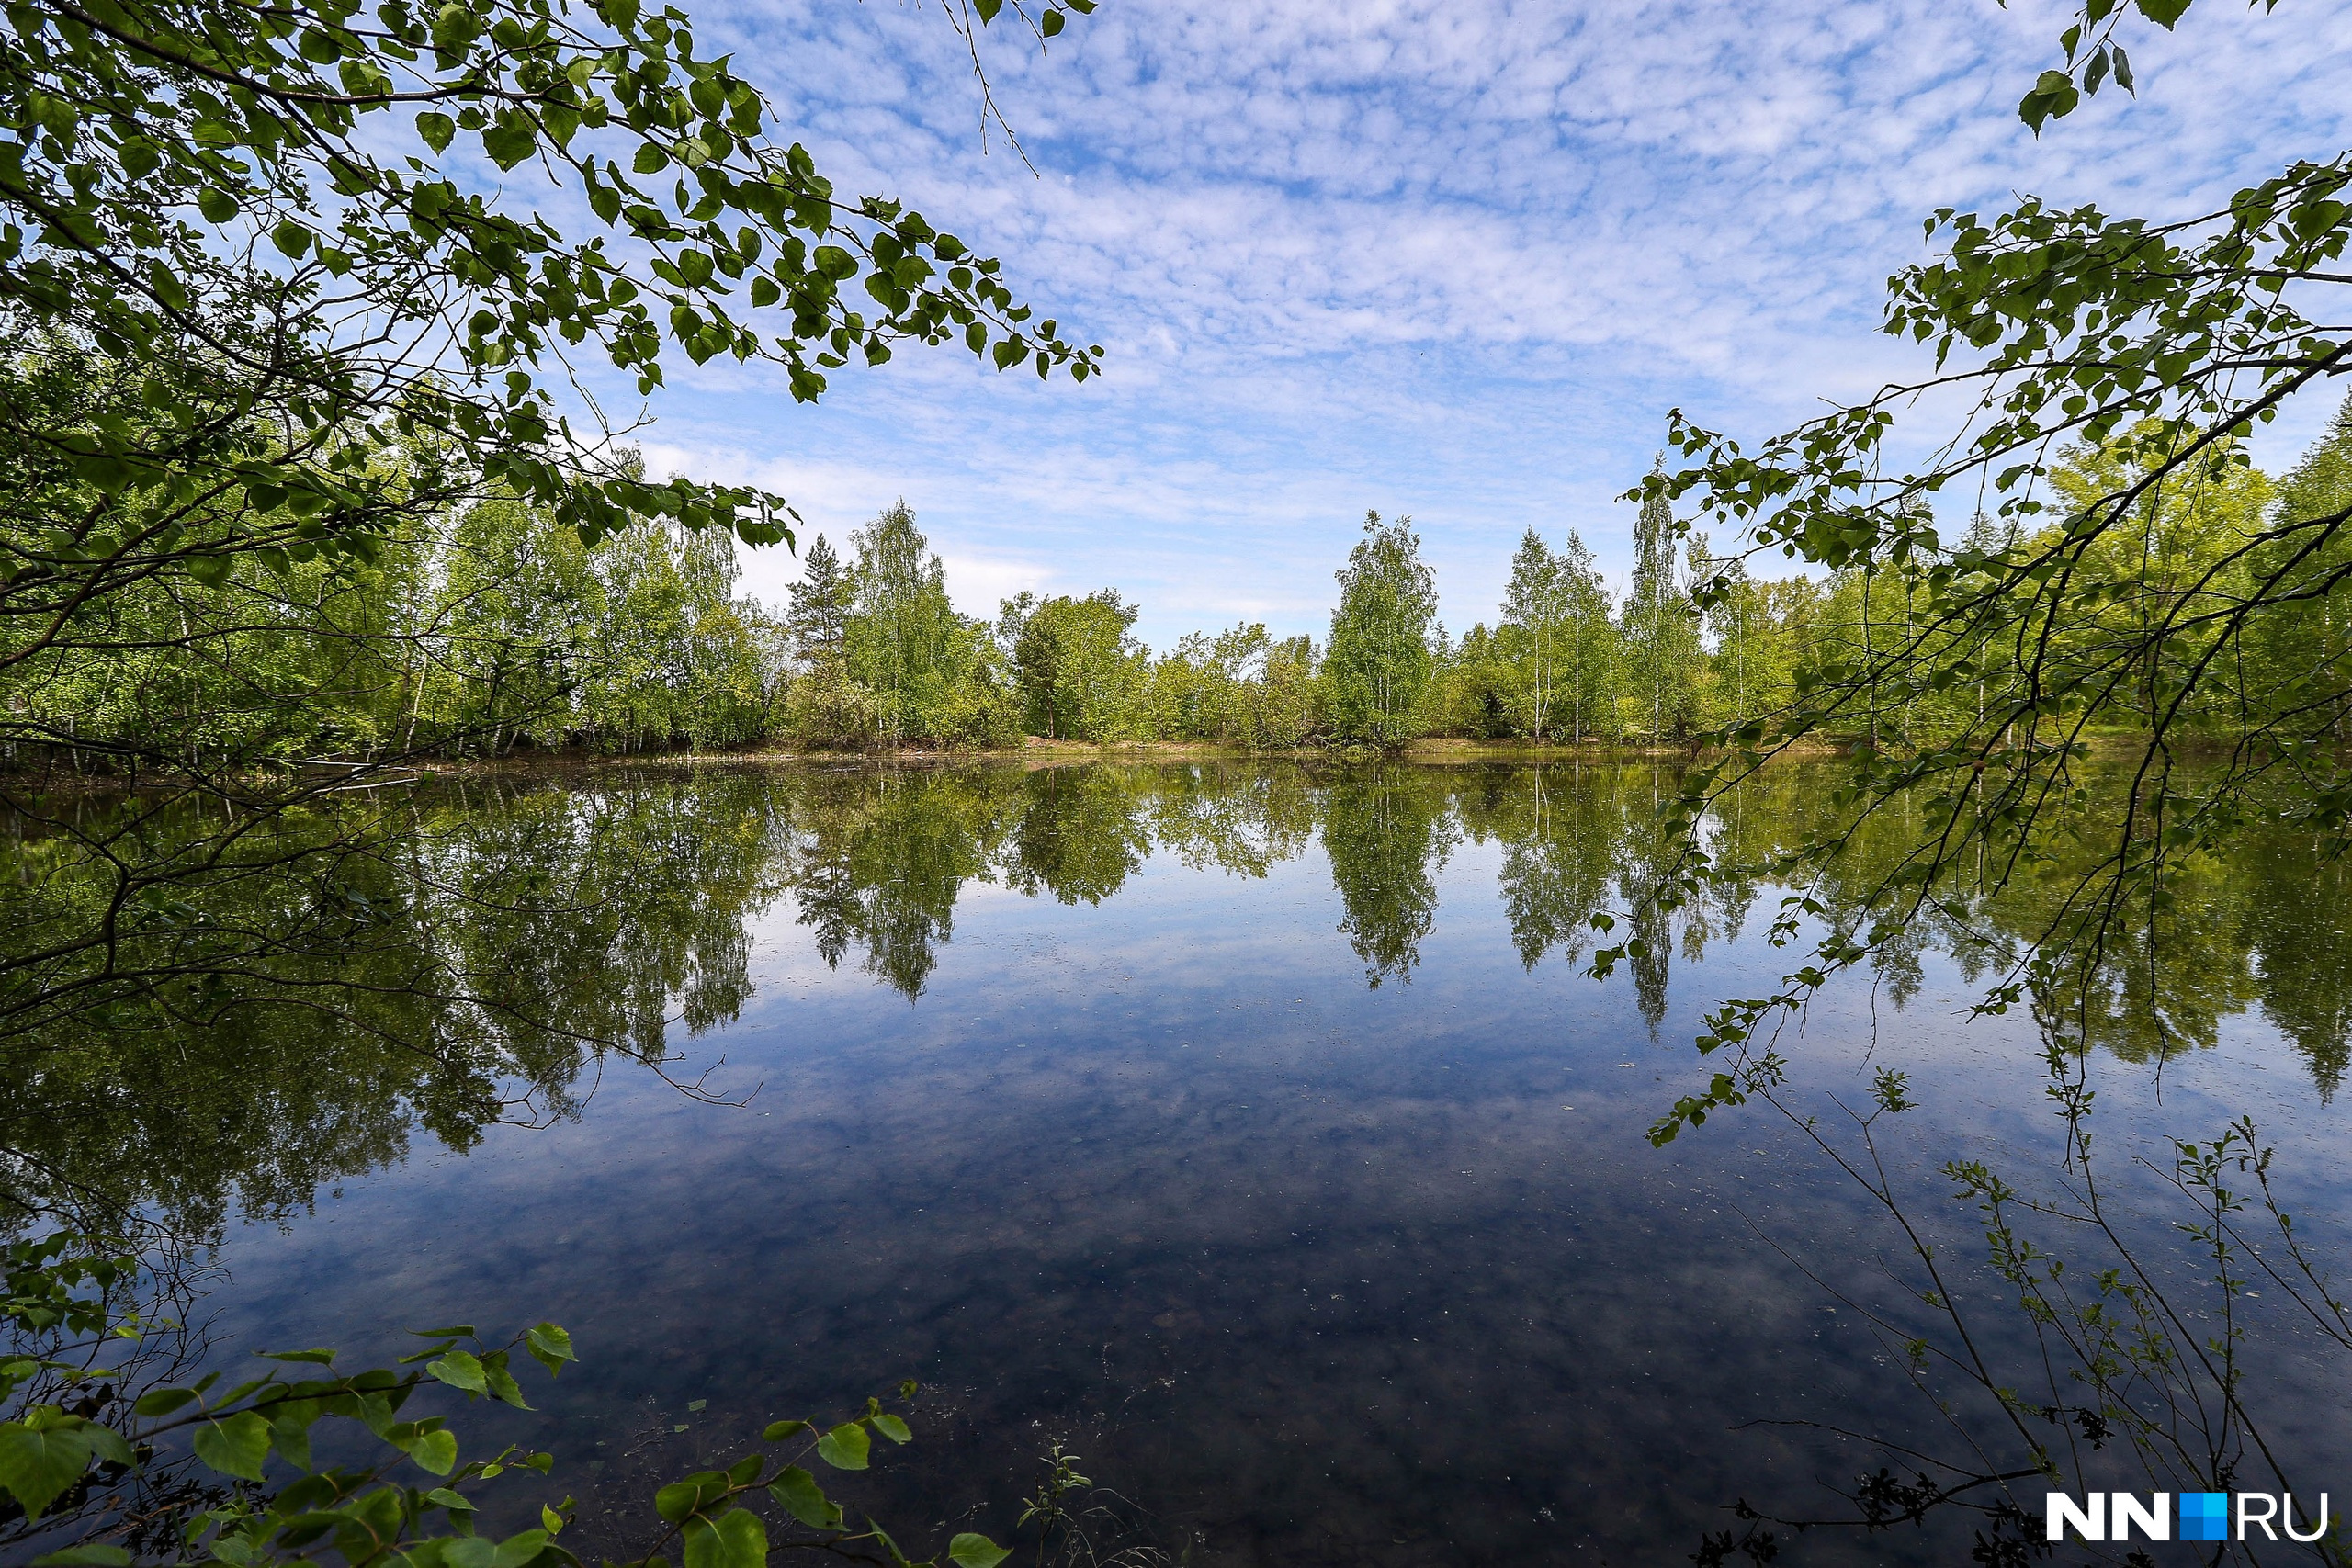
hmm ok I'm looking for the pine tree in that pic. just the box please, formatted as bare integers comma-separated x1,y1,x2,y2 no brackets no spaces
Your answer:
786,534,853,665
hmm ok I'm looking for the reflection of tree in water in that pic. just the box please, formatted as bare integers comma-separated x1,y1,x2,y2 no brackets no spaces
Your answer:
1320,768,1458,988
1612,767,1679,1037
2240,835,2352,1097
1146,764,1315,879
1464,763,1622,971
786,768,1010,999
784,764,1319,1000
14,755,2352,1255
1002,768,1151,906
0,772,795,1237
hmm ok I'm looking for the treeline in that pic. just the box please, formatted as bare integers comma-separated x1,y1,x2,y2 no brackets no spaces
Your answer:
0,473,791,770
786,397,2350,750
10,397,2348,768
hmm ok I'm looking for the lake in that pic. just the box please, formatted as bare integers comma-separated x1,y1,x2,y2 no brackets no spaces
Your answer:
8,759,2351,1564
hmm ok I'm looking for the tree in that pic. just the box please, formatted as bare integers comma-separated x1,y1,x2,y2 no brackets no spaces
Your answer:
1557,528,1613,744
1009,591,1148,740
1621,463,1702,743
842,502,964,743
2243,394,2352,739
1500,529,1568,739
1324,511,1438,747
1257,635,1322,748
786,535,854,668
1631,0,2352,1142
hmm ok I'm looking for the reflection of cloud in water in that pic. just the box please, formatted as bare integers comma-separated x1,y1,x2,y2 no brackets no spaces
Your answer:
175,761,2352,1564
17,761,2352,1562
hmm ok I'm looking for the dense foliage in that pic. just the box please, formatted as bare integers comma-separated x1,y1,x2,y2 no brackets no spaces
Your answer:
740,405,2352,754
1610,0,2352,1142
17,396,2352,765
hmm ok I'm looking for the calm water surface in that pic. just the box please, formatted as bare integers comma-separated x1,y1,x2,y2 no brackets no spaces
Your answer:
18,761,2352,1564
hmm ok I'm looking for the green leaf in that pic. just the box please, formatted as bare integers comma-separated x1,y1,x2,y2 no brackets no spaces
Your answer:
870,1415,910,1444
1040,8,1064,36
766,1467,840,1531
760,1420,808,1443
269,1415,313,1473
192,1411,272,1482
974,0,1002,20
656,1472,729,1524
525,1323,574,1377
0,1418,98,1518
635,143,672,174
813,1424,867,1471
715,1506,766,1568
684,1508,765,1568
481,1353,528,1409
947,1536,1012,1568
417,112,457,152
197,188,238,224
411,1428,458,1477
33,1548,133,1567
490,1529,548,1568
429,1350,490,1394
257,1348,336,1364
481,113,537,169
131,1387,198,1417
410,1325,477,1339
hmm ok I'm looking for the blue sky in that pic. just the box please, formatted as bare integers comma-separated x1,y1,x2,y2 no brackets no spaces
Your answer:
624,0,2352,649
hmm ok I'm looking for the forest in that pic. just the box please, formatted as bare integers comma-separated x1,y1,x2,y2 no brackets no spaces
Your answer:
6,399,2342,765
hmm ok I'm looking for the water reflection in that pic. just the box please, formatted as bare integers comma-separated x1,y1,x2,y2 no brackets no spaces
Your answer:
0,772,797,1233
9,759,2352,1562
8,759,2352,1243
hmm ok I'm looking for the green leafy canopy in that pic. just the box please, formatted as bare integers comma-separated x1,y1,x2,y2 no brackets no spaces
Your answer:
0,0,1102,629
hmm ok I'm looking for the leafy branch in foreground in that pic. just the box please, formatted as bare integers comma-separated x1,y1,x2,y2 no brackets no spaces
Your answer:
2,0,1101,564
0,1235,1014,1568
1611,0,2352,1143
1,0,1101,784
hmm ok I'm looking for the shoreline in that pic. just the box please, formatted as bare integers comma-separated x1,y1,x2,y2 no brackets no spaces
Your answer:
10,730,2264,795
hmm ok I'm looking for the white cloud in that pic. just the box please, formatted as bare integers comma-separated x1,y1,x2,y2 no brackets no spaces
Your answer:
605,0,2352,646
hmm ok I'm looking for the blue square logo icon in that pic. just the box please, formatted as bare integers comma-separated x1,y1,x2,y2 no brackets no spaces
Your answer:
2181,1492,2230,1542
